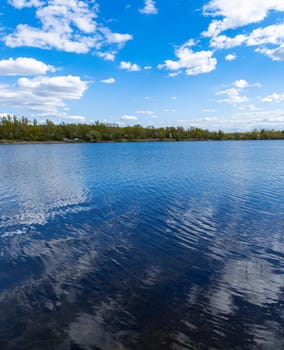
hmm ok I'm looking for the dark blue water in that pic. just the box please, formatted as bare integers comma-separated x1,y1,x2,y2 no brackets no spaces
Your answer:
0,141,283,349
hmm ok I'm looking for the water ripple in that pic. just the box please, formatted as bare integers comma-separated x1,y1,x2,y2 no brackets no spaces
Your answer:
0,141,284,349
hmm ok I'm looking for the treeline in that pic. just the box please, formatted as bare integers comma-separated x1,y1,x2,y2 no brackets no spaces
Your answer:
1,115,284,142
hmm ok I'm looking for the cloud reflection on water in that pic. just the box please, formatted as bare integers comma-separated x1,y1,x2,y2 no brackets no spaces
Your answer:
0,142,283,349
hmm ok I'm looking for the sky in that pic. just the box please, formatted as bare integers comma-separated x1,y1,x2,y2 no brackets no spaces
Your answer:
1,0,284,130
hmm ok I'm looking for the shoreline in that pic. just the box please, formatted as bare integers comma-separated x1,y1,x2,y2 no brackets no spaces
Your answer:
1,138,283,145
0,139,196,145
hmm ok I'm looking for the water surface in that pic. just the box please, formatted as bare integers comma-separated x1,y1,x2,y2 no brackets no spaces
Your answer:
0,141,283,349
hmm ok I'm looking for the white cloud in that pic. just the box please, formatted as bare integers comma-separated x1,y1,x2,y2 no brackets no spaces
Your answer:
158,40,217,76
31,111,87,121
139,0,158,15
144,66,152,70
0,75,88,116
256,44,284,61
210,23,284,50
8,0,42,8
136,110,155,115
248,104,258,111
17,75,87,98
119,61,141,72
168,71,182,77
216,79,261,104
225,53,236,61
64,115,86,122
262,92,284,103
5,24,95,54
121,115,138,121
96,52,116,61
136,110,158,118
5,0,133,55
100,78,116,84
210,34,246,49
194,109,284,131
203,0,284,37
234,79,248,88
237,104,259,111
245,23,284,46
39,113,87,122
164,109,176,113
203,1,284,61
101,28,133,46
0,57,56,76
217,87,249,104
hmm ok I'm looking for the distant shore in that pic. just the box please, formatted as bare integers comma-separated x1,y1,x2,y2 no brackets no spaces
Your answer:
0,138,193,145
1,138,283,145
1,116,284,143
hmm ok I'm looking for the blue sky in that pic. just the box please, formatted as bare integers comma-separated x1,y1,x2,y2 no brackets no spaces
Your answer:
1,0,284,130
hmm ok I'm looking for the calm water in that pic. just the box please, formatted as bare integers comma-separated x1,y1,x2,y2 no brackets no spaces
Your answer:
0,141,283,350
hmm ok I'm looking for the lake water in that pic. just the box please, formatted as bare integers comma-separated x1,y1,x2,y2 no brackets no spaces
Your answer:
0,141,283,350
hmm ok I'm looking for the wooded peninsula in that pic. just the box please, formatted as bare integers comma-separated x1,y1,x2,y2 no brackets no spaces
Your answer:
1,116,284,143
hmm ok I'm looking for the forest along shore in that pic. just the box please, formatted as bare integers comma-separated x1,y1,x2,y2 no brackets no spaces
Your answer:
1,116,284,143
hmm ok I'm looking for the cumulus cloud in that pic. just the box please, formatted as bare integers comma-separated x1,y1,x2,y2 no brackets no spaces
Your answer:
202,2,284,61
101,28,133,46
210,23,284,50
237,104,259,112
217,88,249,104
158,40,217,76
96,52,116,61
204,12,284,61
234,79,249,88
5,0,133,56
0,75,88,116
168,71,182,77
217,80,249,104
217,79,261,104
0,57,56,76
261,92,284,103
100,78,116,84
119,61,141,72
18,75,87,98
139,0,158,15
225,53,236,61
5,25,94,54
256,44,284,61
210,34,246,50
121,115,138,121
203,0,284,37
8,0,42,8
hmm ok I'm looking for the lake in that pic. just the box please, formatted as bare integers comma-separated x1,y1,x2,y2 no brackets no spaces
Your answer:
0,141,283,349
